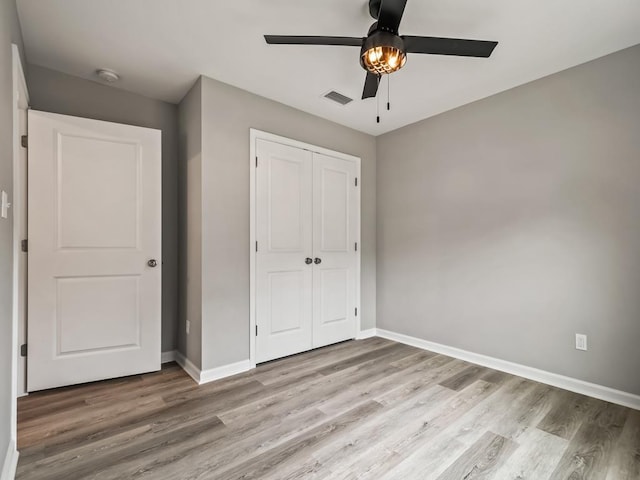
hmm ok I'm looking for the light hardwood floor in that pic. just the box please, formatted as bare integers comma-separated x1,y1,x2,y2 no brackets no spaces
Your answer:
16,337,640,479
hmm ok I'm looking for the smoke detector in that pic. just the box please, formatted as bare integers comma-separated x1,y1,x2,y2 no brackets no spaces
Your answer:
96,69,120,83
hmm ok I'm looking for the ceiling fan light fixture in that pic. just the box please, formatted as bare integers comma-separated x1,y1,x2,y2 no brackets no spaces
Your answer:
265,0,498,101
360,31,406,75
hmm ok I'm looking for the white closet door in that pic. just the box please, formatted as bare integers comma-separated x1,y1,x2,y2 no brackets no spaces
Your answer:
28,110,162,391
255,139,313,363
312,153,359,348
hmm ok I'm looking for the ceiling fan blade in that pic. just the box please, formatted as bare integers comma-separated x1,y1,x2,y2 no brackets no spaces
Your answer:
362,72,380,99
376,0,408,34
264,35,364,47
403,36,498,58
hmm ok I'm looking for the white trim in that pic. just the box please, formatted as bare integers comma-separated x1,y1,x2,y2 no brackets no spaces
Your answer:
249,128,363,368
174,352,252,385
12,48,29,109
174,352,201,384
250,130,360,164
355,153,362,342
161,350,177,364
1,440,18,480
11,44,29,452
249,130,257,368
200,360,252,384
376,329,640,411
356,328,377,340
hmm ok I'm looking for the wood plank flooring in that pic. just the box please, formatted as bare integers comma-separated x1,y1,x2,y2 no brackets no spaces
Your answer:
16,338,640,479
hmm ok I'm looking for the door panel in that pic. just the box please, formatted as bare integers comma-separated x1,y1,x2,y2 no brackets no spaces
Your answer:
57,135,140,249
319,167,349,251
312,153,358,348
318,268,349,323
267,155,306,251
56,275,140,354
268,270,306,333
255,139,313,363
28,110,161,391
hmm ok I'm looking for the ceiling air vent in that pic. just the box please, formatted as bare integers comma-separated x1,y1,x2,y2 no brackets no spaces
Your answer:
323,90,353,106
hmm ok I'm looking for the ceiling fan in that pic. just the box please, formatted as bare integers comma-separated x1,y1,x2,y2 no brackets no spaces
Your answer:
265,0,498,100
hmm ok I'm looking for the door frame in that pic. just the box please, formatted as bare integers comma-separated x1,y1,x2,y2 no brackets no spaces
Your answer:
11,43,29,454
249,129,362,368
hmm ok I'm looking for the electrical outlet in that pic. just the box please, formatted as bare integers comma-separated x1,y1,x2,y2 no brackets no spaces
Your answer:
1,191,9,219
186,320,190,335
575,333,587,351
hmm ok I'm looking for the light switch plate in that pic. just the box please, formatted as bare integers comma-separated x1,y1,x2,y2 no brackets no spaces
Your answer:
575,333,588,351
1,191,9,219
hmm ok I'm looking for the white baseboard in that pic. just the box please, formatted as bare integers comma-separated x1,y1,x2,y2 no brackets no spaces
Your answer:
1,440,18,480
376,328,640,411
174,351,202,384
200,360,252,384
161,350,177,364
174,352,252,385
356,328,377,340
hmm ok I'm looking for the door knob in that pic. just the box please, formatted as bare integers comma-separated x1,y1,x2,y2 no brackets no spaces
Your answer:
314,258,322,264
305,257,313,265
147,259,158,268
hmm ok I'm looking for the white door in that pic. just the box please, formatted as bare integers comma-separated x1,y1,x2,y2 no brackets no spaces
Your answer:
312,152,359,348
255,139,313,363
254,137,359,363
28,110,162,391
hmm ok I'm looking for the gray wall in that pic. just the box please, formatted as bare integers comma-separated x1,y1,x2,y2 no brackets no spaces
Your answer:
0,0,25,467
177,78,202,367
377,44,640,395
27,65,180,353
179,75,377,371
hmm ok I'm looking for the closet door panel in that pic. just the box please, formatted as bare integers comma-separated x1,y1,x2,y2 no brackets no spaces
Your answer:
312,153,359,348
255,139,313,363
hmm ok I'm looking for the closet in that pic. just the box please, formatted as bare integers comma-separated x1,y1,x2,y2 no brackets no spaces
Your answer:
251,133,360,363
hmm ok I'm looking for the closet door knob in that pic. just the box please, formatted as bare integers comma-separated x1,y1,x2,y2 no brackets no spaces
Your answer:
305,257,313,265
314,258,322,265
148,259,158,268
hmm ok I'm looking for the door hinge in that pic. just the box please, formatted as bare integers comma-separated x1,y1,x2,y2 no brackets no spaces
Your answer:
21,239,28,253
355,177,358,187
355,307,358,316
20,344,27,357
256,241,258,252
255,325,258,336
255,156,258,168
355,242,358,252
21,135,28,148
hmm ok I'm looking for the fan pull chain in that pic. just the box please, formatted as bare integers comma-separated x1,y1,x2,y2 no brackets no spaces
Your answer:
376,88,380,123
387,75,391,111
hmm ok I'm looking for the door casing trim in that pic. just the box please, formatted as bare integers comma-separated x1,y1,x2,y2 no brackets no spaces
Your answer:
11,44,29,455
249,128,362,368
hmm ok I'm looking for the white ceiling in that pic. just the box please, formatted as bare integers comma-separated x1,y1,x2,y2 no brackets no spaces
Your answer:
16,0,640,135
